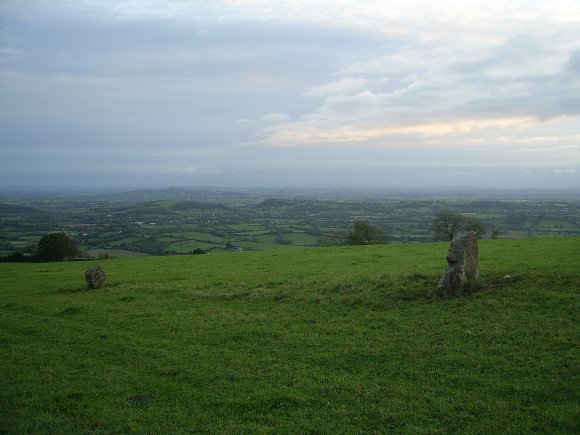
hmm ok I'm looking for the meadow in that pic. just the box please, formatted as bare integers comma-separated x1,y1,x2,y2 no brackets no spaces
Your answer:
1,237,578,433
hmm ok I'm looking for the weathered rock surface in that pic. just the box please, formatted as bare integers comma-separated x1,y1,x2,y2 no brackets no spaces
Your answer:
85,266,108,289
437,231,479,297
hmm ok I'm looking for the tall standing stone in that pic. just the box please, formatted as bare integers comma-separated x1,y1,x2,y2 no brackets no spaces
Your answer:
437,231,479,297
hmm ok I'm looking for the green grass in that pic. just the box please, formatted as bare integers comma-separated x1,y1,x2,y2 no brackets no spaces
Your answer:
225,224,267,232
166,240,219,253
85,249,151,259
0,237,578,433
284,232,320,246
109,237,144,247
177,231,227,240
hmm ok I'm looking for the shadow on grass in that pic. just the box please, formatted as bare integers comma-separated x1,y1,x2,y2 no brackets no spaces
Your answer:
54,284,113,294
57,306,88,316
325,272,523,305
467,274,522,295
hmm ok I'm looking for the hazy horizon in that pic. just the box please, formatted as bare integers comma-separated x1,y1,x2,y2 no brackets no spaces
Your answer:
2,184,579,198
1,1,579,190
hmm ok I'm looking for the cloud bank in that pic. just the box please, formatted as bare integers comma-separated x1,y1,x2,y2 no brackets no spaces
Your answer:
0,0,579,188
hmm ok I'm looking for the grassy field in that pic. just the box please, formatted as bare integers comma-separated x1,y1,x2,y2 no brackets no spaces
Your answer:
1,237,579,433
85,249,151,259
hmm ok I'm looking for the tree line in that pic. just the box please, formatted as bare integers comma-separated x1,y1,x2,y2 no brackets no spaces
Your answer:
319,210,486,247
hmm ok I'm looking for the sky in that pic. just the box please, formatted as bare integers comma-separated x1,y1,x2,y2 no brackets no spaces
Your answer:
1,0,579,190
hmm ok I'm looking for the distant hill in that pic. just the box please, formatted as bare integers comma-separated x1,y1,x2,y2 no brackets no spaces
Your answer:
253,198,299,208
169,200,227,211
114,206,178,215
0,203,39,214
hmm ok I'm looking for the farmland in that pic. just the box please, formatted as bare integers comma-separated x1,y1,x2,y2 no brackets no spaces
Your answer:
1,187,579,257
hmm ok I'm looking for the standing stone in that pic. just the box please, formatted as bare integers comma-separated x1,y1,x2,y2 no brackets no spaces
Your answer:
85,266,108,289
437,231,479,297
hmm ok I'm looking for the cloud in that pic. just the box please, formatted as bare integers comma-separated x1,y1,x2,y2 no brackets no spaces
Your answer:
304,77,368,97
256,21,580,148
148,148,227,158
499,136,580,145
260,116,538,147
1,0,580,189
261,113,291,122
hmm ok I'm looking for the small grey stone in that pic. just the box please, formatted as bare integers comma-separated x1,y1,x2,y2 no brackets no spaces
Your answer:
85,266,108,289
437,231,479,297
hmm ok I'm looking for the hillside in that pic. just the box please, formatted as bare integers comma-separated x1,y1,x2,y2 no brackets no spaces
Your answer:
1,237,579,433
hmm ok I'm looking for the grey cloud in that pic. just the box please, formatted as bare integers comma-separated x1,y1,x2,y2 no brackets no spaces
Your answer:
0,9,385,126
261,113,291,122
567,48,580,74
2,9,384,77
0,2,391,188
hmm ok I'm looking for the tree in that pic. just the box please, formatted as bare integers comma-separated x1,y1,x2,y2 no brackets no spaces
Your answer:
347,220,388,245
318,230,348,246
431,210,486,241
318,230,349,247
431,210,466,241
38,233,79,261
463,217,487,239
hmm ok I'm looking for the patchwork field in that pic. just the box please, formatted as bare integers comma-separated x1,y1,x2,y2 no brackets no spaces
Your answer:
1,188,579,257
1,237,579,433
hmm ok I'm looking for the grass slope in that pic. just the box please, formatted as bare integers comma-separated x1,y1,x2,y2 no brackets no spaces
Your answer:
1,237,579,433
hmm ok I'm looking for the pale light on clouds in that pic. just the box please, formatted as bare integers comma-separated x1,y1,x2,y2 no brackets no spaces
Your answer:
260,117,538,147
